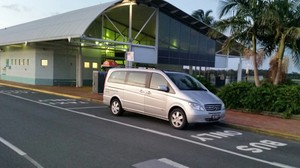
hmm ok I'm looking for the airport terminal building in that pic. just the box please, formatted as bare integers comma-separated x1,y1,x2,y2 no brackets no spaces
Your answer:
0,0,231,86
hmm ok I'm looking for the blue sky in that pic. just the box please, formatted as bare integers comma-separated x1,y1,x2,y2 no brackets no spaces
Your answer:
0,0,299,73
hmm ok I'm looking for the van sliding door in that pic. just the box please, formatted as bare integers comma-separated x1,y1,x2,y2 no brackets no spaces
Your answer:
122,72,147,113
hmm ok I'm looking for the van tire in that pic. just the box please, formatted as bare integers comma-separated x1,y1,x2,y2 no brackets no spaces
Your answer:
110,98,124,116
169,108,188,129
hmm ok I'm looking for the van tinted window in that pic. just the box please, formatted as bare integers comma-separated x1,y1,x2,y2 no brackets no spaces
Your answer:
107,71,126,83
150,73,169,90
166,72,206,91
126,72,147,87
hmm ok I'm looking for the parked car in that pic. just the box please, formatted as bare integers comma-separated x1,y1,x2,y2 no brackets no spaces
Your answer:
103,68,225,129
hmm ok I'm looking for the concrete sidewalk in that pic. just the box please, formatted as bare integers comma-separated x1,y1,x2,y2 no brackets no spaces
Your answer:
1,80,300,141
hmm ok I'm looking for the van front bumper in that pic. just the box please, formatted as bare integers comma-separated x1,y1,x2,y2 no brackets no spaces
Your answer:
186,110,226,123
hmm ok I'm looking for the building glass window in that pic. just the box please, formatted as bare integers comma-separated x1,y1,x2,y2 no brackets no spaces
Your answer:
5,59,9,66
158,12,216,67
92,62,98,69
99,5,156,47
41,59,48,67
84,62,90,68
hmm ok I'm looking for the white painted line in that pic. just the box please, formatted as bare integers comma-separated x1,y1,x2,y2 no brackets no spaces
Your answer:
67,106,107,110
23,155,44,168
158,158,189,168
0,136,26,156
0,136,44,168
0,92,296,168
133,158,188,168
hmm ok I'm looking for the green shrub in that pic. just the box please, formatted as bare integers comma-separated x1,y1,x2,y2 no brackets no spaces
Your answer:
217,82,254,109
218,82,300,117
242,83,277,112
272,85,300,118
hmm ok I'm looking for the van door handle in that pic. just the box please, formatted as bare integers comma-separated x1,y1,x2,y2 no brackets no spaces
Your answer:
146,91,151,95
139,90,145,94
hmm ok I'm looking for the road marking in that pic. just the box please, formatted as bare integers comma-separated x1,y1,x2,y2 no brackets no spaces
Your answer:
191,130,242,141
133,158,188,168
0,92,296,168
0,89,36,94
38,99,88,105
158,158,189,168
236,140,287,153
0,136,26,156
67,106,107,110
0,136,44,168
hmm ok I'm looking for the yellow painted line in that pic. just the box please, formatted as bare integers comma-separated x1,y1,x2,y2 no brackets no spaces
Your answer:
0,82,81,100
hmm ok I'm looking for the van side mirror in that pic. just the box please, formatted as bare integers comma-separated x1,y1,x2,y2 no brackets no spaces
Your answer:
158,85,169,92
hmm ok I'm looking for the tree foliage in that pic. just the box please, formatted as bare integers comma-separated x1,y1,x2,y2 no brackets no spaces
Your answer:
192,9,215,25
262,0,300,85
211,0,271,87
211,0,300,86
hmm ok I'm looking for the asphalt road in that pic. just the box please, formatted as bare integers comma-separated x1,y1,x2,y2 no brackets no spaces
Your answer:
0,85,299,168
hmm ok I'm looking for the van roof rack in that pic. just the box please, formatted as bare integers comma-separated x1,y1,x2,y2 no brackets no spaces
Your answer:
137,67,156,70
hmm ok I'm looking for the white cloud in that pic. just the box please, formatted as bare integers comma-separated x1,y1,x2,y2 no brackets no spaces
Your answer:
1,4,21,12
0,3,32,13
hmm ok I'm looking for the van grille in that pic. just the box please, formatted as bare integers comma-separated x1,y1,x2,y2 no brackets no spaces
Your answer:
205,104,222,111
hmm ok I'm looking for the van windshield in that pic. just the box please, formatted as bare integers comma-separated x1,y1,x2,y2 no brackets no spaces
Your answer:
166,72,207,91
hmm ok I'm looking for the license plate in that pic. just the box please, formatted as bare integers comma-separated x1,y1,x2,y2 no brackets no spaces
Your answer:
211,115,220,120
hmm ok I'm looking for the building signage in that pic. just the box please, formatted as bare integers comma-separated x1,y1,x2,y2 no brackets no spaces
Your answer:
126,51,134,61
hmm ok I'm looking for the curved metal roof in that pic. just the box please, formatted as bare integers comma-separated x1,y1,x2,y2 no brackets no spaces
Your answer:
0,0,230,52
0,0,121,46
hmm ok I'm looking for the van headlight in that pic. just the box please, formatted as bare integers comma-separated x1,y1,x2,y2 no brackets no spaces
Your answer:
221,103,225,110
188,102,205,111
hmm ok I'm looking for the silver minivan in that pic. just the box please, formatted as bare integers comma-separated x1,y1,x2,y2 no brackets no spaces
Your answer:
103,68,225,129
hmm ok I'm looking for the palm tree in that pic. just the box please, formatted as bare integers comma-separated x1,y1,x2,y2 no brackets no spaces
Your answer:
211,0,269,87
192,9,215,25
265,0,300,85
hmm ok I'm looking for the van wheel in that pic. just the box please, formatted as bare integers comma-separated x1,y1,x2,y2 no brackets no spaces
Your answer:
169,108,188,129
110,98,123,116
